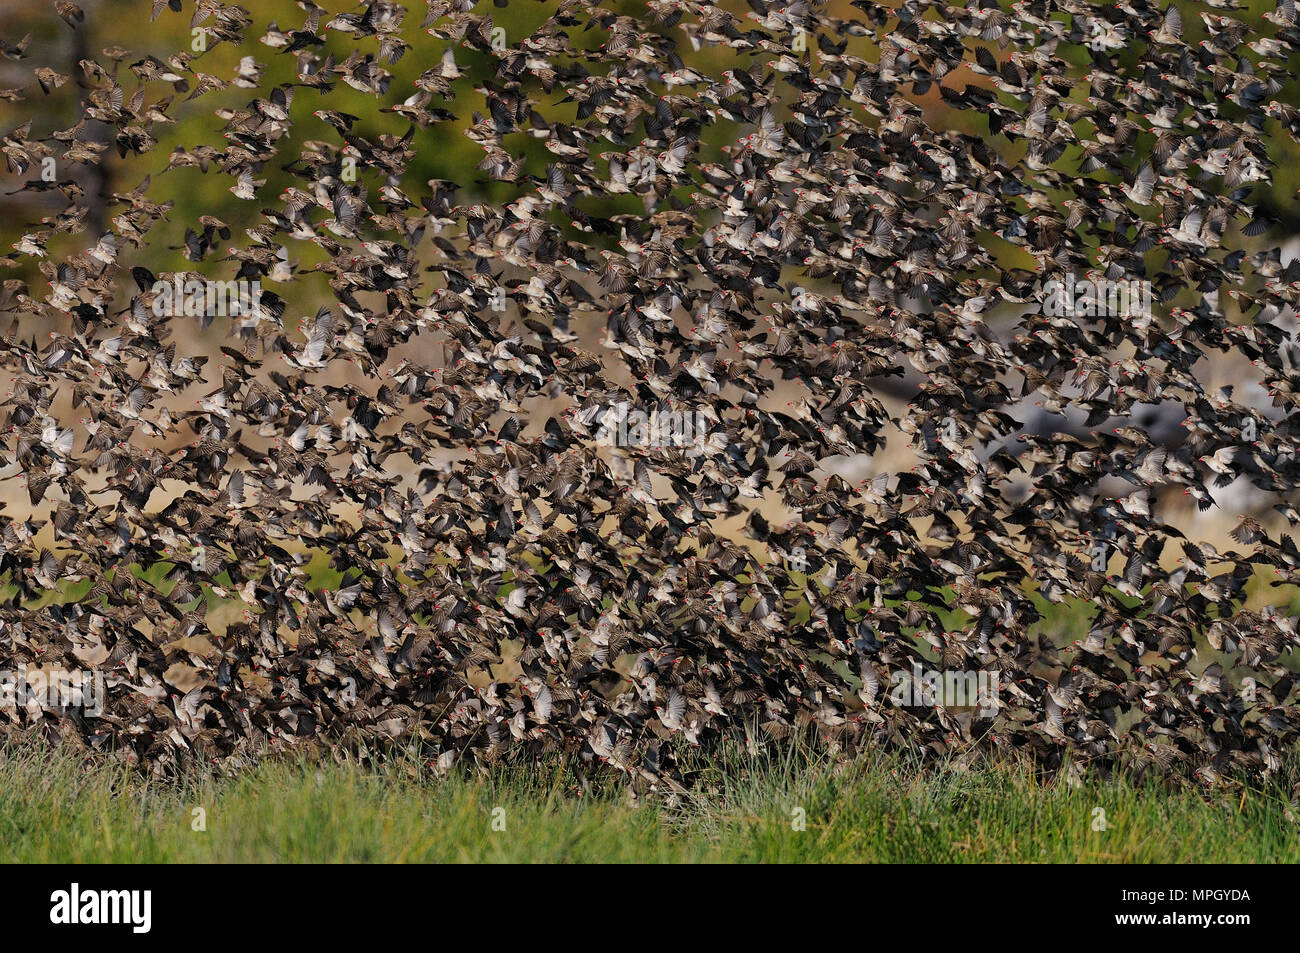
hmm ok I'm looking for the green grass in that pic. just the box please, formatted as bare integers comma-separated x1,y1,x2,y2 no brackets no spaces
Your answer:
1,743,1297,863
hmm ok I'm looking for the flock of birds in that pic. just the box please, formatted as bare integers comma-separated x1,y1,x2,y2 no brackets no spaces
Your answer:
1,0,1300,790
